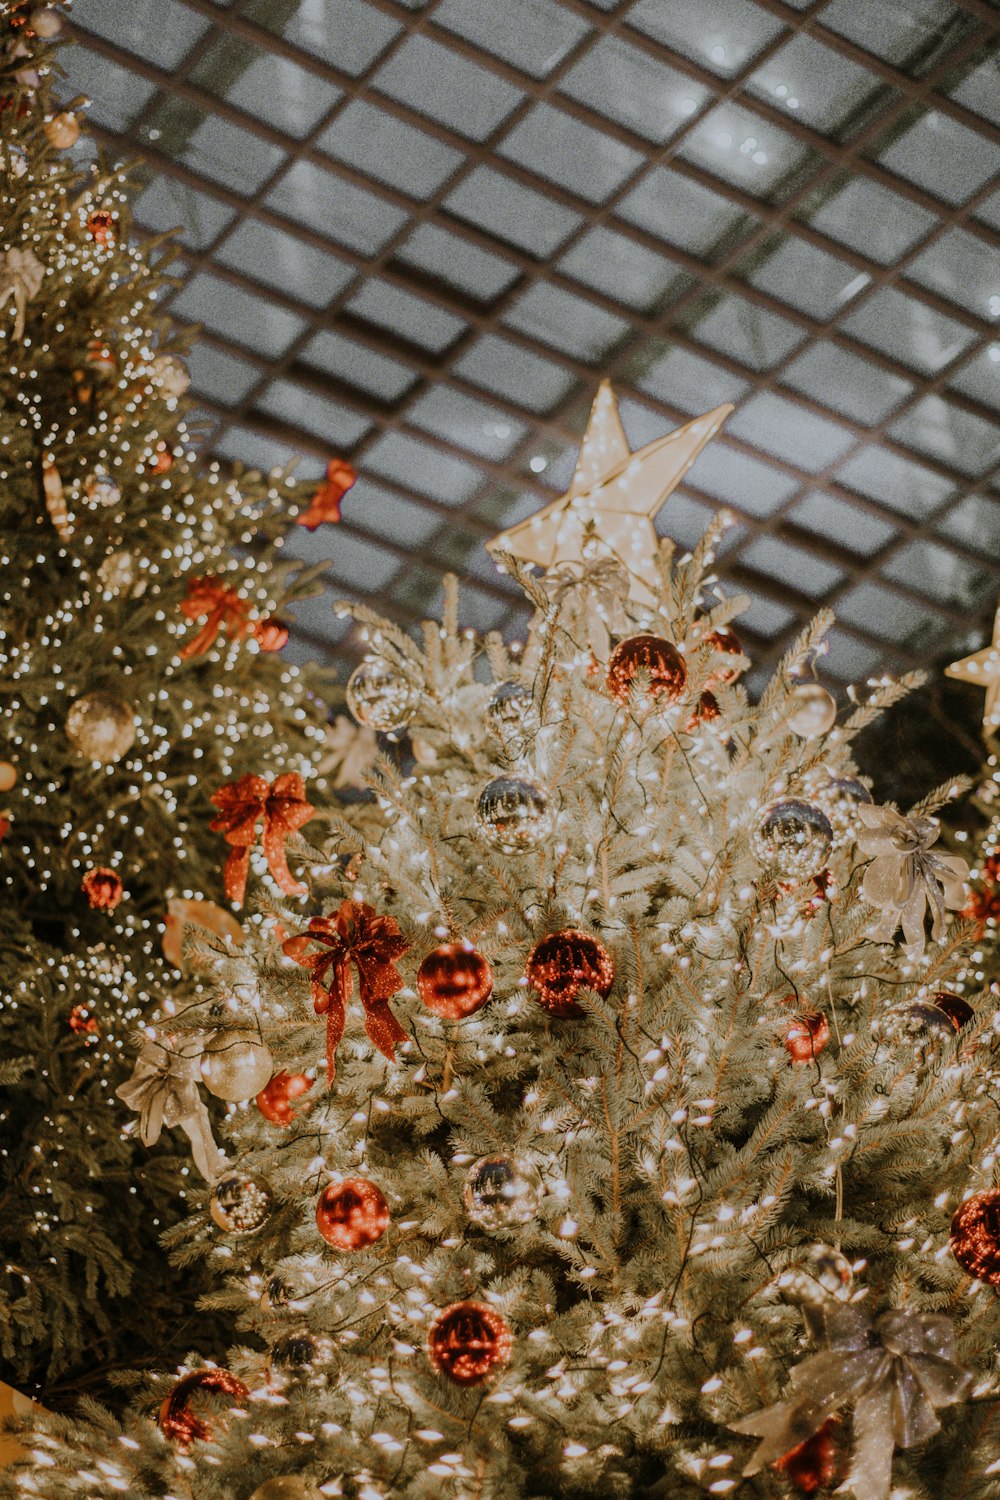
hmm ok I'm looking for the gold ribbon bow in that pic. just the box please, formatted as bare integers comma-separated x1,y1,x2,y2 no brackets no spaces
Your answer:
856,804,969,955
209,772,315,906
178,575,254,660
731,1303,971,1500
0,246,44,340
116,1035,226,1182
282,899,410,1083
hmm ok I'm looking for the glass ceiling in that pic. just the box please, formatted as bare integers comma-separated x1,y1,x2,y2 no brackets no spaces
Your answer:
59,0,1000,691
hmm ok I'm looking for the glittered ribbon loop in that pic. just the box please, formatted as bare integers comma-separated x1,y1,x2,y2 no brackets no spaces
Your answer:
116,1036,226,1181
282,899,410,1082
297,458,356,530
178,576,253,660
210,772,315,906
731,1304,971,1500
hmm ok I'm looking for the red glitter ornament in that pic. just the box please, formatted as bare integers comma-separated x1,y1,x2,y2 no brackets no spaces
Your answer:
525,929,614,1019
427,1300,512,1386
606,634,686,707
784,1012,830,1063
81,867,123,911
951,1191,1000,1286
316,1177,389,1251
255,616,289,652
705,626,744,686
68,1004,98,1041
417,944,493,1020
256,1071,313,1126
86,209,115,247
933,992,974,1030
297,458,356,530
773,1417,841,1493
158,1368,249,1449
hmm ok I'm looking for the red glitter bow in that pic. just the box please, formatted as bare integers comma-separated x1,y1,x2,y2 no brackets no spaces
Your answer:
209,773,315,906
297,458,356,530
178,576,253,660
282,899,410,1082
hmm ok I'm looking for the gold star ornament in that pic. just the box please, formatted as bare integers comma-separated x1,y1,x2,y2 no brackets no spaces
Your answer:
487,381,733,605
946,603,1000,731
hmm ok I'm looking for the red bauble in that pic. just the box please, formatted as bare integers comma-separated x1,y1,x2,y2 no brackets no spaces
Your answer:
933,992,974,1030
255,617,289,652
773,1417,840,1493
525,929,614,1019
686,689,720,731
606,634,686,707
427,1300,512,1386
417,944,493,1020
87,209,115,247
81,867,123,911
149,441,173,474
68,1004,98,1040
705,626,743,686
951,1191,1000,1286
785,1012,830,1063
158,1368,249,1449
256,1071,312,1126
316,1178,389,1251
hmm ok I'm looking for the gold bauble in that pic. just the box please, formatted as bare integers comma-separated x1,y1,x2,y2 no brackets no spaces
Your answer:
65,690,136,764
200,1031,274,1101
0,761,16,793
787,681,837,739
44,112,80,149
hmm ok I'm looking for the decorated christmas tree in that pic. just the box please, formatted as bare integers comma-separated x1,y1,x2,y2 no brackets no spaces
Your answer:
8,381,1000,1500
0,5,348,1399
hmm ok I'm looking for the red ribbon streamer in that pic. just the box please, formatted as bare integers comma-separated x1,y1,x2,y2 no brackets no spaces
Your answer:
209,772,315,906
282,899,410,1082
179,576,253,660
297,458,356,530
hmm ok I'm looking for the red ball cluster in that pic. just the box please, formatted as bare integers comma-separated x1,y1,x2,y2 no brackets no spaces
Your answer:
606,634,686,707
81,867,123,910
316,1178,390,1251
784,1012,830,1064
256,1071,312,1127
427,1300,512,1386
417,943,493,1019
525,929,614,1018
951,1190,1000,1286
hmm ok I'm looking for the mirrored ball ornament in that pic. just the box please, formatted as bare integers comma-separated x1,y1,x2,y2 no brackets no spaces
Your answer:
486,681,539,760
754,799,833,883
85,469,121,508
781,1243,853,1305
260,1274,293,1311
97,550,139,597
267,1330,336,1391
316,1178,390,1251
786,680,837,739
249,1480,323,1500
476,775,551,854
256,1071,313,1126
200,1031,274,1101
951,1191,1000,1287
464,1154,544,1231
210,1173,274,1235
819,776,873,841
417,944,493,1019
606,634,686,707
427,1300,513,1386
346,657,419,733
65,690,136,764
899,1002,956,1042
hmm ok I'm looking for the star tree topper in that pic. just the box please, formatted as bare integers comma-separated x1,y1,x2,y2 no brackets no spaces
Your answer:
945,602,1000,731
487,381,733,605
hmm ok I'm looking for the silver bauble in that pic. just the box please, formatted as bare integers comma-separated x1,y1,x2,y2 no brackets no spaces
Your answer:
754,799,832,882
65,690,136,763
268,1330,336,1390
475,775,551,854
346,657,419,733
97,550,140,596
786,680,837,739
486,681,539,760
780,1243,853,1305
210,1173,274,1235
464,1153,544,1230
85,469,121,507
200,1031,274,1101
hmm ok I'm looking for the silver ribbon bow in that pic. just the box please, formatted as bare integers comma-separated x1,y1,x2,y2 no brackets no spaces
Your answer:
542,554,630,662
856,803,969,955
117,1035,226,1182
731,1303,971,1500
0,247,45,341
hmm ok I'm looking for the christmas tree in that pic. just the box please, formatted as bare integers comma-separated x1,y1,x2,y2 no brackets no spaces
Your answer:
0,6,345,1400
948,606,1000,996
8,381,1000,1500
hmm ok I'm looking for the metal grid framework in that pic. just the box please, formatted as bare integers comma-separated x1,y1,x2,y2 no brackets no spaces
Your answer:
59,0,1000,688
